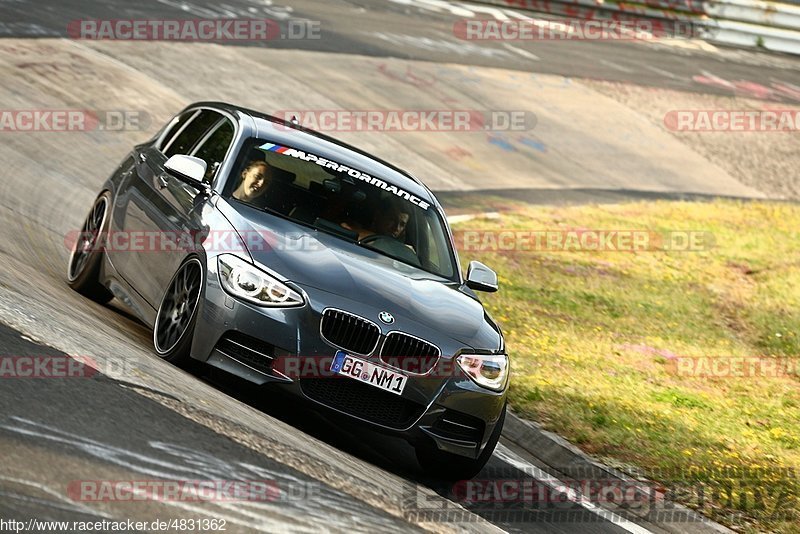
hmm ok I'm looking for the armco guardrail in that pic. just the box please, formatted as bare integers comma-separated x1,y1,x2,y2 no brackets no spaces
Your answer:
706,0,800,29
713,17,800,52
478,0,800,54
484,0,707,22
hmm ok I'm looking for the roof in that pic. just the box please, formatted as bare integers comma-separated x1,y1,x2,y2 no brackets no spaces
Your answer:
187,101,435,203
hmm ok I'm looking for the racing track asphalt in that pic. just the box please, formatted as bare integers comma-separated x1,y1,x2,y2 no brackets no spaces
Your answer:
1,0,799,100
0,323,428,532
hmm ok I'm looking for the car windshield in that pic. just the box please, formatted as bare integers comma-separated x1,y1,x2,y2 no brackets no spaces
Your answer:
223,138,458,281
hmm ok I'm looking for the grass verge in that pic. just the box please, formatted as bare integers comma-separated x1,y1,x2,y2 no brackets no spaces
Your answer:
448,198,800,533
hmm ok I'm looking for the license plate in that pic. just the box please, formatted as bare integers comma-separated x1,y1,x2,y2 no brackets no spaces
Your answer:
331,350,407,395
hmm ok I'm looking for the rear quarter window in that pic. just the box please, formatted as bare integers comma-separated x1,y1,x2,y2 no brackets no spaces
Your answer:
163,110,222,158
192,119,235,184
157,110,195,152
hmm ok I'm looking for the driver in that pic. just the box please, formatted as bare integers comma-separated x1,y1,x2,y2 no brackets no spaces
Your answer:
232,160,272,203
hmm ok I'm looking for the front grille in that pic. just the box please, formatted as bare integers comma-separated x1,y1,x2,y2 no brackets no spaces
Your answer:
301,378,425,429
320,309,380,355
431,410,485,445
215,332,274,374
380,333,440,374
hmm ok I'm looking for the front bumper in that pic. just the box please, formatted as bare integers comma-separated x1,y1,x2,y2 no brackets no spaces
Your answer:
190,261,506,459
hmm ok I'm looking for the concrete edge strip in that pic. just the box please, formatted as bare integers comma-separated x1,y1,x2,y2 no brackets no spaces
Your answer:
501,410,734,533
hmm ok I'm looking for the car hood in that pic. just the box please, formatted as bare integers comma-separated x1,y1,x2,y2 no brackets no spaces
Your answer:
224,206,501,350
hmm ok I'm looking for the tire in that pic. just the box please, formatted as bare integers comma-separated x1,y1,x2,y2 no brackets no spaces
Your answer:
416,402,507,481
153,258,203,367
67,192,114,303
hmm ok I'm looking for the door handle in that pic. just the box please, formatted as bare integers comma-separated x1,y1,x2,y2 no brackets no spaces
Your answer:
157,173,169,189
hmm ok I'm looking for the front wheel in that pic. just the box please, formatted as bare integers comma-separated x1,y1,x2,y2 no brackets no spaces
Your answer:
153,258,203,366
67,192,114,303
416,402,506,481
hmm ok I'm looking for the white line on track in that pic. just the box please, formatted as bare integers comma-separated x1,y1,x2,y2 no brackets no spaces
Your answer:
599,59,635,73
645,64,679,79
501,43,541,61
493,443,655,534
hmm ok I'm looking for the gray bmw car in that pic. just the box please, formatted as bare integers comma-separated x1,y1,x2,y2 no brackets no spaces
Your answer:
67,102,509,479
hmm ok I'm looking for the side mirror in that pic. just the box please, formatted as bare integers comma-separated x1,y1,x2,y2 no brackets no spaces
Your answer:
465,260,498,293
164,155,207,187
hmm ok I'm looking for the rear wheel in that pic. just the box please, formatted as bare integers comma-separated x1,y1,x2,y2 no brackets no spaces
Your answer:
154,258,203,366
67,192,114,303
416,402,506,481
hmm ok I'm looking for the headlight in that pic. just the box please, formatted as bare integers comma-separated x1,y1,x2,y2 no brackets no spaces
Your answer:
217,254,304,307
456,353,509,391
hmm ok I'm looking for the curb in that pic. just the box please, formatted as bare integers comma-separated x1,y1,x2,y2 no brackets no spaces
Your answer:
502,409,734,534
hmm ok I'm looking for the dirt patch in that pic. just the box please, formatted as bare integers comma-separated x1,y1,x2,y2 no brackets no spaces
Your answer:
584,80,800,200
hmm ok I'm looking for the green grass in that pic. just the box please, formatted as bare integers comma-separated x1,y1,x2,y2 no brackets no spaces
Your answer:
450,199,800,532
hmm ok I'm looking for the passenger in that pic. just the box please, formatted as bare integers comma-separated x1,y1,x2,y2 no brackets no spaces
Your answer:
342,199,410,242
232,160,272,203
374,201,410,239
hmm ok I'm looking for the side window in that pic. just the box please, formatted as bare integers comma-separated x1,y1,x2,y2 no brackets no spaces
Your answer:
192,119,235,183
163,110,222,158
157,110,195,151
